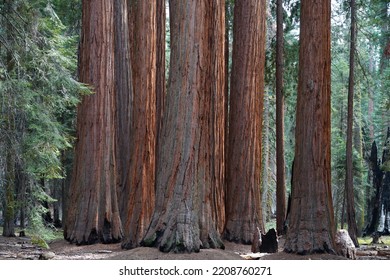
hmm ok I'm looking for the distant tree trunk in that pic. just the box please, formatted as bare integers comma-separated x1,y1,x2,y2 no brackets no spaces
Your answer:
224,0,266,244
366,47,375,223
341,189,346,229
224,1,232,231
3,131,16,237
276,0,286,236
381,128,390,233
121,0,157,249
64,0,123,245
52,180,62,227
41,179,53,225
142,0,226,253
345,0,359,247
3,0,16,238
353,89,364,234
15,162,27,229
284,0,336,254
261,92,270,223
61,150,72,230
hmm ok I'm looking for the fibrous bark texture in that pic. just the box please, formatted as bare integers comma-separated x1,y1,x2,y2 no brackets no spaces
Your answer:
121,0,157,249
224,0,266,244
142,0,226,253
156,0,166,141
284,0,336,254
64,0,123,245
114,0,132,207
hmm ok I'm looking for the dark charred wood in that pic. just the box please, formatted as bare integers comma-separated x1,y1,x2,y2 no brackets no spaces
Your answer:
364,141,384,236
252,228,278,253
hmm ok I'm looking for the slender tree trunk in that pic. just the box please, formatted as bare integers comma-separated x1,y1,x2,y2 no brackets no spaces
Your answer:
52,179,62,227
341,188,346,229
368,47,375,143
366,47,375,223
142,0,226,253
284,0,336,254
61,150,72,230
224,0,232,233
276,0,286,236
16,163,27,229
121,0,157,249
4,137,16,237
3,0,16,237
381,128,390,233
64,0,123,245
345,0,359,247
224,0,266,244
353,89,364,235
261,92,270,223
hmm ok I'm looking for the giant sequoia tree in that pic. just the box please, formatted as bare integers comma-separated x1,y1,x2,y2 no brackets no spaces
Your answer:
121,0,157,249
142,0,226,253
114,0,132,216
64,0,123,244
224,0,266,244
284,0,336,254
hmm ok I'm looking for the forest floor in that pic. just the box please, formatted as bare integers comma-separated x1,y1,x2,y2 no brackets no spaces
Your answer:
1,233,390,260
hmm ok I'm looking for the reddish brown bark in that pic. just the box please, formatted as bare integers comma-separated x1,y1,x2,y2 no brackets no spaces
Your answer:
211,0,227,235
121,0,157,249
156,0,166,141
284,0,336,254
142,0,226,253
224,0,266,244
64,0,123,244
114,0,132,207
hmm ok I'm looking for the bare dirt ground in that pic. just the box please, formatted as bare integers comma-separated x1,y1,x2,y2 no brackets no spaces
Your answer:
0,235,389,260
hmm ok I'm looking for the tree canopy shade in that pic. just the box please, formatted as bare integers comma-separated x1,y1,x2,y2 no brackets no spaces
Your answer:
142,0,226,253
64,0,123,245
284,0,336,254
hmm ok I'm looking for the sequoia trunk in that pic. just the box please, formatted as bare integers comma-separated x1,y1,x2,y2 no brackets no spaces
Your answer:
156,0,166,141
284,0,336,254
114,0,133,212
224,0,266,243
142,0,226,253
121,0,157,249
64,0,123,245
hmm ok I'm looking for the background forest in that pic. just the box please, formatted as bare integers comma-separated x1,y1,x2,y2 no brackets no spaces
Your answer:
0,0,389,254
